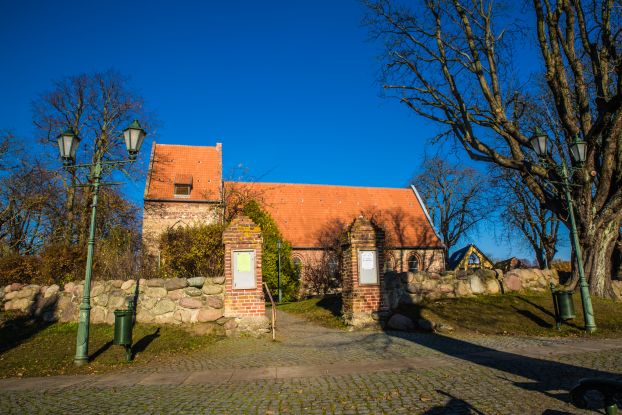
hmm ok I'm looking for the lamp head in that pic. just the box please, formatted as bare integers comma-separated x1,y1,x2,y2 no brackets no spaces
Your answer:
123,120,147,160
529,127,548,157
57,128,80,166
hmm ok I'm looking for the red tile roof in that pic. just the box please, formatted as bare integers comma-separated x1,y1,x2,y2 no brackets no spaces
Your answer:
145,143,222,201
224,181,443,248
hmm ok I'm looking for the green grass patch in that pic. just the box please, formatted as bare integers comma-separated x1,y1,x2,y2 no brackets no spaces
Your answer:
0,314,220,378
279,292,622,337
397,292,622,337
277,295,348,329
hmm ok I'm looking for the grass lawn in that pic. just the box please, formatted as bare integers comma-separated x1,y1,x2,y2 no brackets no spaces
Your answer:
0,313,220,379
280,292,622,337
277,294,347,329
399,292,622,338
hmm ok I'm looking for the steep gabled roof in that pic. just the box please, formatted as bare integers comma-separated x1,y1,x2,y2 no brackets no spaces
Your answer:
224,181,443,248
448,244,494,270
144,143,222,201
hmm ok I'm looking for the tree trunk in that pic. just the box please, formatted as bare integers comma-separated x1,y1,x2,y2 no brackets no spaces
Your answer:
580,220,620,298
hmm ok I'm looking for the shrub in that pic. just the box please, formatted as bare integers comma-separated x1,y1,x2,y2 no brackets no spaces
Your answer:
159,223,225,279
302,253,341,296
0,253,42,286
39,243,85,285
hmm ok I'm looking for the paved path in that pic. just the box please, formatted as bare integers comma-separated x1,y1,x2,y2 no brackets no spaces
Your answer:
1,311,621,414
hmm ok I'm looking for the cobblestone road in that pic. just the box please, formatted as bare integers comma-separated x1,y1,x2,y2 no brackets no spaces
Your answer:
1,311,621,414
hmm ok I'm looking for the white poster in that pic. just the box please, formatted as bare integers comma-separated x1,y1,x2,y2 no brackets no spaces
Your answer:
361,251,374,270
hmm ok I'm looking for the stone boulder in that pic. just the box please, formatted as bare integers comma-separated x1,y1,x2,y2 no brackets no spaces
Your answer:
387,314,415,331
205,295,224,309
503,271,523,292
197,308,224,322
164,278,187,291
486,279,501,294
152,299,176,315
145,279,165,287
189,322,225,336
184,287,203,297
44,285,60,298
121,280,136,291
468,275,486,294
209,276,225,285
417,318,435,331
145,287,167,298
179,297,203,309
202,284,223,295
187,277,206,288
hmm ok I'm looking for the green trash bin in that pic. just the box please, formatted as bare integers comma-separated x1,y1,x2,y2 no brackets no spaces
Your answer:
554,290,576,321
550,283,576,330
113,309,133,361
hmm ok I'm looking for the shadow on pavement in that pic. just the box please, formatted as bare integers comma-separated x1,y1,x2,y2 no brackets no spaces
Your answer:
420,390,486,415
378,328,621,410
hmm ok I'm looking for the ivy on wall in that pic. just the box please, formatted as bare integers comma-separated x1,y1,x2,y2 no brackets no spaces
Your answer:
242,201,299,301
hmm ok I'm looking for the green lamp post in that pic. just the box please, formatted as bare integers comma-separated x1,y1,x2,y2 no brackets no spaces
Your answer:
529,128,596,332
58,120,147,365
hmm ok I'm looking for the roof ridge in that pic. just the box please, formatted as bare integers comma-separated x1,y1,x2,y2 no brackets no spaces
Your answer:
224,181,411,191
155,143,220,149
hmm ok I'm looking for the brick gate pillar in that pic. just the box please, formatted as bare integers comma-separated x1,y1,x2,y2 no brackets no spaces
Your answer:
341,216,389,328
223,214,269,335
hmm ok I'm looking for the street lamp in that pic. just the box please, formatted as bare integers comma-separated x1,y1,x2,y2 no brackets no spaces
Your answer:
529,129,596,332
277,240,282,303
58,120,147,365
123,120,147,160
57,128,80,166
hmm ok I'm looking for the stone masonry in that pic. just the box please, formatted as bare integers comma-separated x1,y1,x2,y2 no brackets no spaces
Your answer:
223,214,270,335
1,276,233,335
142,201,221,256
341,216,390,328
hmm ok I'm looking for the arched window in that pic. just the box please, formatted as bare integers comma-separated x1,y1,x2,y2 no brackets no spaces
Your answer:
292,257,302,278
327,256,339,276
384,254,395,272
468,253,480,267
408,254,419,273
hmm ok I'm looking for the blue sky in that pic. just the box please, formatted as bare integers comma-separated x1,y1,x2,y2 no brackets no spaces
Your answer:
0,0,568,261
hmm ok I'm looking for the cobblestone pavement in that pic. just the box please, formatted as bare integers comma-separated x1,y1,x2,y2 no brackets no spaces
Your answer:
1,311,621,414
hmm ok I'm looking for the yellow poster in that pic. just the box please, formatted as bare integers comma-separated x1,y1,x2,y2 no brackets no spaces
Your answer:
237,252,251,272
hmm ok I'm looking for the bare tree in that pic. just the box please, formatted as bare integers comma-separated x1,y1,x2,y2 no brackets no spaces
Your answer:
494,169,560,269
32,70,151,245
367,0,622,297
413,157,488,261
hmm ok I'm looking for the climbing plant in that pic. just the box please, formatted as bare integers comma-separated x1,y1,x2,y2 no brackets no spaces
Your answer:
242,200,299,301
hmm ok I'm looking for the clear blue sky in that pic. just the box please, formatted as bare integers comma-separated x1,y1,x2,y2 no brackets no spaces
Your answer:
0,0,568,261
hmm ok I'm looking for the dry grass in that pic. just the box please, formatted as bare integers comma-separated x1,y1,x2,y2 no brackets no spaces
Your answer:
0,313,220,378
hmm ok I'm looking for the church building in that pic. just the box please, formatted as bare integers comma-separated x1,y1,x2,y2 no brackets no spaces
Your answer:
142,142,446,276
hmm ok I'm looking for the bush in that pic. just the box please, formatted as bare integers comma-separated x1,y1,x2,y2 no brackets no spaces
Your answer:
39,243,85,285
0,253,42,286
159,223,225,279
302,253,341,296
242,201,299,301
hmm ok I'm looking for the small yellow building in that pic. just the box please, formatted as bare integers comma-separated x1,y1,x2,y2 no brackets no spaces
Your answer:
448,244,494,271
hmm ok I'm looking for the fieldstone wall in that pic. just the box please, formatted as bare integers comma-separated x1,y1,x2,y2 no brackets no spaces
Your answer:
386,268,568,309
1,276,240,336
